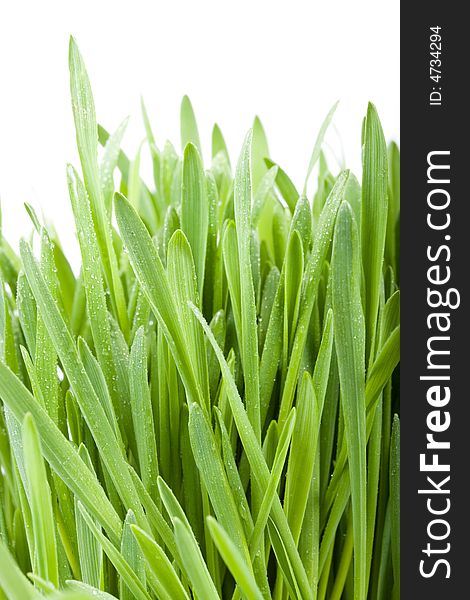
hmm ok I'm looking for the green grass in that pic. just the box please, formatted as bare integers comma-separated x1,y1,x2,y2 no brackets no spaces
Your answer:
0,36,400,600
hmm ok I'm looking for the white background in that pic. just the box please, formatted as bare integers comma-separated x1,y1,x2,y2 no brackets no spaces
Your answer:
0,0,399,266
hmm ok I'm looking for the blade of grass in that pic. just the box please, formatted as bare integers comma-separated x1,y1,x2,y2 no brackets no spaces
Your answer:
214,407,253,538
259,276,283,429
234,130,261,440
208,312,226,400
285,372,318,545
207,517,265,600
385,142,400,272
16,273,37,359
222,221,242,346
319,471,350,575
69,37,129,338
365,326,400,410
283,230,303,378
252,166,278,227
130,525,190,600
212,124,230,167
127,467,179,565
267,517,302,600
203,172,219,318
173,517,219,600
67,166,123,422
331,201,366,600
100,117,129,216
250,407,296,558
251,117,269,194
376,502,392,600
35,230,60,425
361,103,388,364
179,402,204,547
264,159,299,213
167,229,210,410
365,400,382,595
328,517,354,600
78,338,122,448
180,96,202,156
75,445,102,589
290,195,313,256
63,581,117,599
181,143,208,299
114,193,201,404
303,101,339,196
22,413,59,587
120,511,145,600
188,402,251,564
278,170,349,427
129,327,159,499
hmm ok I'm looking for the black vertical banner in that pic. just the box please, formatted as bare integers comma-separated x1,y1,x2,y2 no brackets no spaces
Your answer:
401,4,468,598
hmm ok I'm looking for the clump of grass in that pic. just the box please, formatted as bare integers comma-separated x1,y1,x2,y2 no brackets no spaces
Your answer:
0,37,400,600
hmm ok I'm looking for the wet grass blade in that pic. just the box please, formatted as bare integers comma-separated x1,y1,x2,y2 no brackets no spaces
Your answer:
35,231,60,425
22,413,59,587
173,518,219,600
167,229,210,409
75,445,102,589
361,103,388,363
250,407,296,557
181,96,202,156
264,159,299,213
62,581,117,599
69,37,129,338
181,143,208,299
283,230,303,361
114,193,200,404
120,511,145,600
303,101,339,195
279,170,349,426
331,202,367,600
129,327,159,499
188,402,251,564
207,517,265,600
365,327,400,410
251,117,269,194
285,373,318,545
68,166,121,419
130,525,190,600
212,124,230,167
366,400,382,594
234,131,261,440
101,118,129,216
